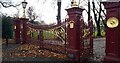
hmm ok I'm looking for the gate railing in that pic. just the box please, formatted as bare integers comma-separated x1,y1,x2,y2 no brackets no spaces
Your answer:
13,17,93,61
81,17,93,60
24,19,68,56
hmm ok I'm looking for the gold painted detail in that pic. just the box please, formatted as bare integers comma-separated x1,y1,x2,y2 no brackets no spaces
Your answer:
22,9,26,18
71,0,78,8
15,15,19,19
14,25,16,29
82,28,90,38
27,25,67,44
50,27,66,44
69,20,75,29
107,17,119,28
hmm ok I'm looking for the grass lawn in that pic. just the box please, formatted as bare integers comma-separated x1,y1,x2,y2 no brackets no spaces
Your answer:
93,30,105,37
43,31,57,40
31,31,57,40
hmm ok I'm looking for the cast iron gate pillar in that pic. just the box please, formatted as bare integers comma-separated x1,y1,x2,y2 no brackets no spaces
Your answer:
14,18,21,44
66,7,84,62
20,18,29,44
103,1,120,63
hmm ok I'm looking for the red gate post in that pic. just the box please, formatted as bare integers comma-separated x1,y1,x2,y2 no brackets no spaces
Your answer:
66,2,84,62
103,1,120,63
14,18,21,44
20,18,29,44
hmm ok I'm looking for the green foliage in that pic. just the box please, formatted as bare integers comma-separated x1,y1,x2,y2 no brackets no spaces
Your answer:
32,31,38,39
93,31,98,37
43,31,57,40
2,15,13,39
100,26,105,37
93,29,105,37
101,30,105,37
30,31,57,40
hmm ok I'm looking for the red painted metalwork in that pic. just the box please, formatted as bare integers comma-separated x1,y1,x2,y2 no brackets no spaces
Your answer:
14,18,21,44
13,7,93,61
20,18,29,44
66,7,84,61
38,29,43,46
103,2,120,63
88,16,93,57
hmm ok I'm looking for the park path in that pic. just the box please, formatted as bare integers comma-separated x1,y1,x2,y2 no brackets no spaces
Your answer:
93,38,105,61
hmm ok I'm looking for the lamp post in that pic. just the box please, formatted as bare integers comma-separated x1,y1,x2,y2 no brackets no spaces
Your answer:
71,0,78,7
22,0,27,18
57,0,61,25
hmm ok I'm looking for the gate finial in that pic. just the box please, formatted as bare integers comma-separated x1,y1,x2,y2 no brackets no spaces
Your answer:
71,0,78,8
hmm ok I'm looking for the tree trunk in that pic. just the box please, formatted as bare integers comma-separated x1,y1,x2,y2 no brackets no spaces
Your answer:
88,0,90,21
97,22,101,36
92,1,102,36
97,2,102,36
92,2,97,22
93,7,106,28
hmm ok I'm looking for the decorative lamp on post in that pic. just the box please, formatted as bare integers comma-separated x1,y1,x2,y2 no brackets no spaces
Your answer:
71,0,78,7
22,0,27,18
57,0,61,25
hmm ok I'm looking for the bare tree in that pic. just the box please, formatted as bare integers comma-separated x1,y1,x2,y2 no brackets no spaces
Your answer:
0,1,21,18
88,0,91,21
78,0,106,36
0,1,21,8
92,0,106,36
27,6,38,23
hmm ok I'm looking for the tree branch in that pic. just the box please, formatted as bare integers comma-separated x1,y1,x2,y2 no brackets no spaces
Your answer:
0,1,21,8
92,1,97,23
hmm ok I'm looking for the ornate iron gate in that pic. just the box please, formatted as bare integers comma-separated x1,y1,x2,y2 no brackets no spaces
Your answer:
13,9,93,62
14,18,68,60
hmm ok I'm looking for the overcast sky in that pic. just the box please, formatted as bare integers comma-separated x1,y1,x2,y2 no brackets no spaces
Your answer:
0,0,108,24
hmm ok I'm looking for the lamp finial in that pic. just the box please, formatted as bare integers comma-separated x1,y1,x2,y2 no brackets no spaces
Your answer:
71,0,78,8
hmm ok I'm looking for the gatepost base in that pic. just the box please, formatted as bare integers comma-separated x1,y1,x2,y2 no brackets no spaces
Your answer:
16,39,21,44
104,56,120,63
67,48,80,62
